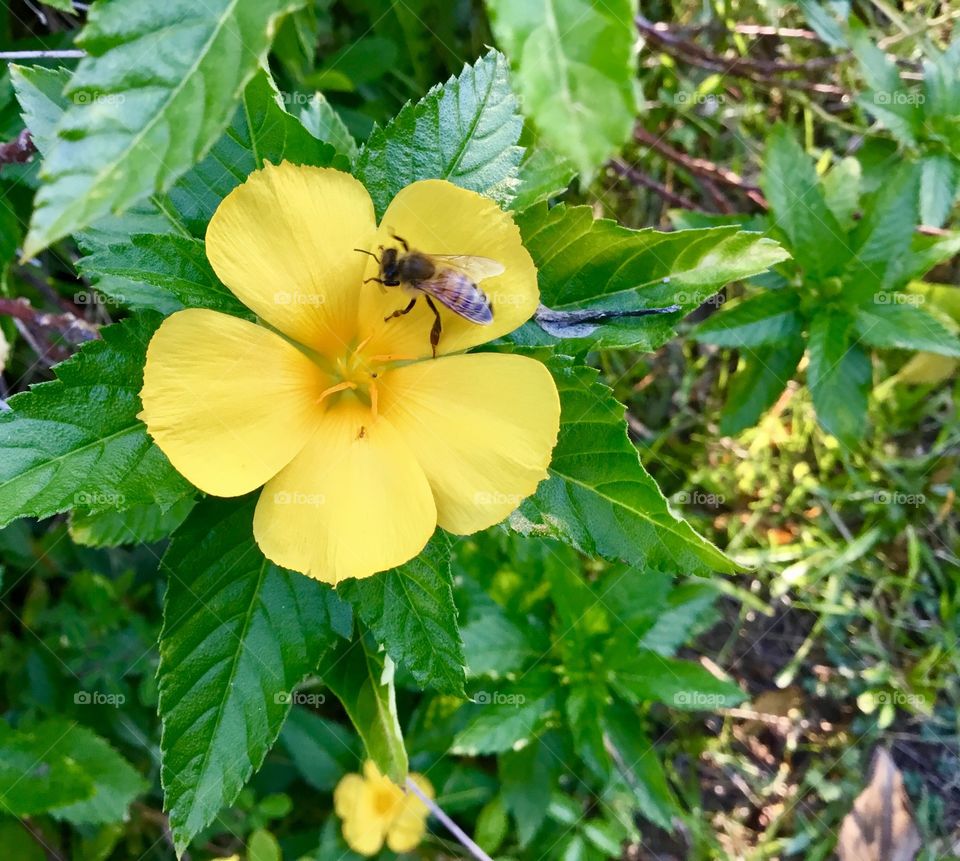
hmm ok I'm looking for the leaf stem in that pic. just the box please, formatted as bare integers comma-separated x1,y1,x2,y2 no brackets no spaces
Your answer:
404,777,494,861
0,50,86,59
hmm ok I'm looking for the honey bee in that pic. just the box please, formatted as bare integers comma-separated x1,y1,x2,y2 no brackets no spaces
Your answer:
356,233,503,357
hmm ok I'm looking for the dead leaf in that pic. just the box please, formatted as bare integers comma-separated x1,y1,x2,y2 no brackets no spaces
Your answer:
837,748,921,861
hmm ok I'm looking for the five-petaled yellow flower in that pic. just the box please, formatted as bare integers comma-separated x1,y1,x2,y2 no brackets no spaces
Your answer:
139,162,560,582
334,762,433,855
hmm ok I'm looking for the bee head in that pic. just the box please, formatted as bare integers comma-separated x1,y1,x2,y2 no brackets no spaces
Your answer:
380,247,401,284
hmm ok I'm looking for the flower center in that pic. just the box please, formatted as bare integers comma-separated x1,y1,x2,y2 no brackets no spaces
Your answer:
317,341,385,417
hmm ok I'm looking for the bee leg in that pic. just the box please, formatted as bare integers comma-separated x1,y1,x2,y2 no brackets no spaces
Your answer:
384,297,417,322
425,295,442,358
389,231,410,252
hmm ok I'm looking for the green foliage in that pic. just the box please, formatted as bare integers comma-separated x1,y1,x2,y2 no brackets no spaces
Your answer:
356,50,523,217
0,315,192,527
158,497,351,853
514,360,733,574
23,0,307,256
690,126,960,444
486,0,638,178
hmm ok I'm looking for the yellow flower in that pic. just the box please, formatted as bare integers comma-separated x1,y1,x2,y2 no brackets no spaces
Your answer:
139,162,560,582
334,761,433,855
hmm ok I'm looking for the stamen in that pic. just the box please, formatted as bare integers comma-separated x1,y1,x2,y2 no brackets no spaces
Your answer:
317,381,357,403
369,377,379,421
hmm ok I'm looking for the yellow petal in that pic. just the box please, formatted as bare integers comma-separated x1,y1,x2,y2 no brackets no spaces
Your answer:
205,162,377,354
139,309,327,497
342,806,387,857
357,180,539,359
380,353,560,533
253,400,437,582
334,773,365,819
386,774,433,854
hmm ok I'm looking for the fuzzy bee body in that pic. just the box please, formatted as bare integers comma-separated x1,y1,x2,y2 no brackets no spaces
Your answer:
361,235,503,356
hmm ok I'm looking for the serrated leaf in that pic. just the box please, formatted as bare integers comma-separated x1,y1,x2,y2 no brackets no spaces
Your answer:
515,203,788,350
854,301,960,357
0,720,94,816
9,64,70,155
566,682,611,779
299,92,359,162
808,311,872,446
639,581,720,655
78,234,248,315
279,708,358,792
158,496,351,855
339,533,465,696
920,154,958,228
356,50,523,217
70,496,196,547
512,361,733,574
23,0,308,256
50,725,147,825
461,607,535,679
487,0,637,179
318,635,407,783
603,700,677,830
511,142,576,211
720,339,806,435
762,125,850,277
0,314,192,527
607,650,744,709
452,673,557,755
693,291,802,347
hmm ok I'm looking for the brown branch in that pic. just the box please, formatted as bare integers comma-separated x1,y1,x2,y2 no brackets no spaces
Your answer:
0,129,37,165
632,125,768,209
636,15,847,96
0,297,99,344
609,159,701,211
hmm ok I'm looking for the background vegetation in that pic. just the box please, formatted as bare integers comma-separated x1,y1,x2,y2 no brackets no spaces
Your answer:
0,0,958,859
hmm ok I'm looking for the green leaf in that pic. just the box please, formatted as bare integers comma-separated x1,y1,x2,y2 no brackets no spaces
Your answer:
158,496,351,855
603,700,677,830
821,156,862,230
23,0,308,256
762,125,850,277
639,581,721,656
78,234,247,315
0,720,94,816
70,496,196,547
475,796,510,855
720,338,804,436
807,311,872,446
693,291,803,347
844,162,920,297
607,650,744,710
920,154,958,228
50,725,147,826
248,829,282,861
356,50,523,217
339,533,465,697
854,301,960,357
461,606,535,679
299,92,359,163
279,708,358,792
512,361,733,574
499,737,559,845
487,0,637,178
318,635,407,782
566,682,611,779
0,314,192,528
452,673,557,756
511,141,576,211
9,64,70,155
515,203,788,350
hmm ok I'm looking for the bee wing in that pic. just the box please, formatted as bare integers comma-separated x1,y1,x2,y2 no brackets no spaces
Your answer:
428,254,505,282
419,268,494,324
